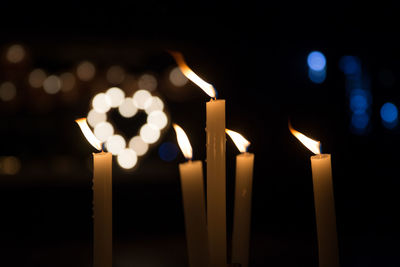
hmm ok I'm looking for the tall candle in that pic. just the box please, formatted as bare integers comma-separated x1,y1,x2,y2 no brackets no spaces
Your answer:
170,51,227,266
174,124,209,267
226,129,254,267
76,118,113,267
289,123,339,267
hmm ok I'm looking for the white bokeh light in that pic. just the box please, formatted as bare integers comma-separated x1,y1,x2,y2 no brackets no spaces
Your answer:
138,74,157,91
129,136,149,156
106,65,125,84
133,90,152,109
169,67,188,86
92,93,111,113
147,111,168,130
29,69,47,88
87,109,107,127
77,61,96,81
105,135,126,155
144,96,164,114
94,121,114,142
0,82,17,101
43,75,62,94
140,124,160,144
118,97,137,118
117,148,137,169
106,87,125,107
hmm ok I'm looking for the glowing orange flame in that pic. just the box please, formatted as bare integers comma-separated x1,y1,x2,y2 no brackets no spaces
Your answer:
169,51,216,98
75,118,102,151
225,129,250,153
289,122,321,154
173,123,193,160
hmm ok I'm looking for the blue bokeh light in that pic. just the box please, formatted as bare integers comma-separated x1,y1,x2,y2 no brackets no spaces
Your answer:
380,102,398,124
339,56,361,76
308,68,326,84
158,142,179,162
351,113,370,130
349,89,369,114
307,51,326,71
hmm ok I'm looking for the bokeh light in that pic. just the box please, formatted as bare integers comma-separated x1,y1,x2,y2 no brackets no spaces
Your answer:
43,75,62,94
133,89,152,109
28,69,47,88
60,72,76,92
105,87,125,108
118,97,137,118
117,148,137,169
140,124,160,144
138,74,157,91
349,89,369,114
87,109,107,127
380,102,398,127
307,51,326,71
0,156,21,175
129,136,149,156
144,96,164,114
339,56,361,75
147,110,168,130
105,135,126,155
158,142,178,162
351,113,370,130
106,65,125,84
169,67,188,86
76,61,96,81
0,82,17,101
92,93,111,113
6,44,25,63
308,68,326,84
94,121,114,142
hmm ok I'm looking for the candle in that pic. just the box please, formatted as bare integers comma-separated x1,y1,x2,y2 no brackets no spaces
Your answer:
170,51,227,266
173,124,209,267
76,118,113,267
289,123,339,267
226,129,254,267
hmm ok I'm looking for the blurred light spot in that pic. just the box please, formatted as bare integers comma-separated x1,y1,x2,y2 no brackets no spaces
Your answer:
133,89,152,109
0,156,21,175
308,69,326,84
169,67,188,87
92,93,111,113
138,74,157,91
106,87,125,107
378,69,395,88
158,142,178,162
105,135,126,155
350,89,369,114
29,69,47,88
117,148,137,169
94,121,114,142
380,102,398,124
144,96,164,114
147,110,168,130
106,65,125,84
140,124,160,144
60,72,76,92
87,109,107,127
339,56,361,75
129,136,149,156
307,51,326,71
0,82,17,101
6,44,25,63
351,113,370,130
118,97,137,118
43,75,62,94
76,61,96,81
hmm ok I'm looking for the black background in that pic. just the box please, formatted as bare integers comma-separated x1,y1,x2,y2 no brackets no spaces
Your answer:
1,1,400,266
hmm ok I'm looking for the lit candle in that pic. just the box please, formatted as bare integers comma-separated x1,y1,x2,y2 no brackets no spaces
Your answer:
289,123,339,267
173,124,209,267
76,118,112,267
170,51,227,266
226,129,254,267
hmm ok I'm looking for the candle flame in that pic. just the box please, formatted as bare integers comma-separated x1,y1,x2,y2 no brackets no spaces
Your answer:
288,122,321,154
169,50,216,98
225,129,251,153
75,118,102,151
173,123,193,160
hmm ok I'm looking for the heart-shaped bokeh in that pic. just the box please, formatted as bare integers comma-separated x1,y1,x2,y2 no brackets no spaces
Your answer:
87,87,168,169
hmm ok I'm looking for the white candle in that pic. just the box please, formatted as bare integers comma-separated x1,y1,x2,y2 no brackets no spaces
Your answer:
289,123,339,267
226,129,254,267
174,124,209,267
76,118,113,267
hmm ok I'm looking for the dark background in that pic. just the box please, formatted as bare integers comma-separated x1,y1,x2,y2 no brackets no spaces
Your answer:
1,1,400,266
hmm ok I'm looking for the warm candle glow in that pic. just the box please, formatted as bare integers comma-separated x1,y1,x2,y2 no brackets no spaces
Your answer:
225,129,251,153
173,123,193,160
76,118,102,151
169,50,216,98
289,122,321,154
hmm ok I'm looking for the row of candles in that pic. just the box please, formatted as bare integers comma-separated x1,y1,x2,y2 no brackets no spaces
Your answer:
76,51,339,267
